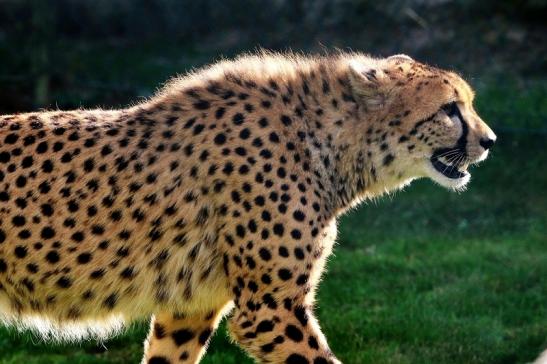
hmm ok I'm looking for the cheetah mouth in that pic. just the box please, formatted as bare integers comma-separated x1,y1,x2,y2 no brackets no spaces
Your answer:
429,155,469,180
425,148,471,189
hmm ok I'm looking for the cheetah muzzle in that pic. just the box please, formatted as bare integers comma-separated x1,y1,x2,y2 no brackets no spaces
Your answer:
425,101,495,190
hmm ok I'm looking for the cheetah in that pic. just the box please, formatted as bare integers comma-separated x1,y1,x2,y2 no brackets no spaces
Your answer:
0,52,496,364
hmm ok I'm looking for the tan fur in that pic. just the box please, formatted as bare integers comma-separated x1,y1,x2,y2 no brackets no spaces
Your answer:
0,51,495,363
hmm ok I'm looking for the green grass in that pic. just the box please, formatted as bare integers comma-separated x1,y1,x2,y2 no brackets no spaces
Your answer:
0,45,546,363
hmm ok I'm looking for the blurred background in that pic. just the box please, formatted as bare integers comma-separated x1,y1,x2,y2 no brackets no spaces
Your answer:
0,0,545,363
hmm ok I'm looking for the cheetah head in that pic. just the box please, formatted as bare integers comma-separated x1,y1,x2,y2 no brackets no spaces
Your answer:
348,54,496,191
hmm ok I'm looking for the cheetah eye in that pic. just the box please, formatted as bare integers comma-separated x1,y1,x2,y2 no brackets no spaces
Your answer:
441,101,458,117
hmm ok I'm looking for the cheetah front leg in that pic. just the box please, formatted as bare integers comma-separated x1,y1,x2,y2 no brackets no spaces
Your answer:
229,287,340,364
226,232,341,364
142,304,232,364
230,300,340,364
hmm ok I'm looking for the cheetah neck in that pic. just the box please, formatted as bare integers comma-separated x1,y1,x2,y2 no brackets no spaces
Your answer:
278,61,392,216
145,54,394,217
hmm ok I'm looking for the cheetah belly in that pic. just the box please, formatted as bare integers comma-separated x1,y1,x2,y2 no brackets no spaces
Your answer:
0,208,232,339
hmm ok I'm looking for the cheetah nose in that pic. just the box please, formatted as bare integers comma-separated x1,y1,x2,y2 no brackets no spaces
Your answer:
479,138,495,150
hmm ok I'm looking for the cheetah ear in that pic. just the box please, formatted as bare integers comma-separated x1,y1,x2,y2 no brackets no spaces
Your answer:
388,54,413,62
348,61,392,111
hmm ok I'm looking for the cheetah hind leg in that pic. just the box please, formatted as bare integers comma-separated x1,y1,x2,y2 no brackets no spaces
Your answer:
142,303,233,364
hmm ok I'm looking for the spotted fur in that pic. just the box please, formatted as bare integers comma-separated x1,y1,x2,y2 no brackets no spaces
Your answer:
0,51,495,363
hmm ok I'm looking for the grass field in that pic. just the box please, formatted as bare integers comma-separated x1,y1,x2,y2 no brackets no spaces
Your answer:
0,47,545,363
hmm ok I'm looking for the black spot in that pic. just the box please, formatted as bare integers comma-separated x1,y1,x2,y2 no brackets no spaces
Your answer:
308,336,319,349
285,324,304,342
256,320,274,333
239,164,249,174
120,266,135,279
0,152,10,163
4,133,18,144
291,229,302,240
154,323,166,339
278,269,293,281
52,141,63,152
67,200,79,212
296,274,309,285
71,231,85,242
101,145,113,156
235,147,247,156
146,173,157,184
91,225,104,235
21,156,33,168
259,117,269,127
193,124,205,135
286,353,309,364
14,246,27,258
293,210,305,221
261,343,275,353
12,215,26,226
36,141,48,153
172,329,195,346
41,160,54,173
198,328,212,345
259,149,272,159
148,356,170,364
232,113,244,125
281,115,292,126
77,252,92,264
38,181,51,194
103,293,118,309
259,248,271,261
383,154,395,166
15,197,27,209
179,352,189,361
117,247,130,257
214,133,227,145
84,138,96,147
18,229,31,239
45,250,60,264
236,224,246,238
183,117,196,129
90,269,105,279
53,127,66,135
40,204,54,217
294,248,305,260
294,306,309,326
83,158,94,172
56,276,72,288
15,176,27,188
193,99,210,110
239,128,251,139
273,223,284,237
269,132,280,143
60,152,72,163
261,274,272,284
